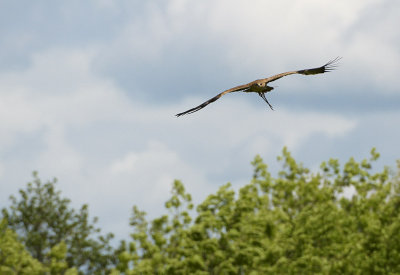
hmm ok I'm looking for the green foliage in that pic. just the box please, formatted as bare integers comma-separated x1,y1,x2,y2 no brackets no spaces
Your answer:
113,148,400,274
0,219,78,275
0,219,45,274
1,172,114,274
1,149,399,274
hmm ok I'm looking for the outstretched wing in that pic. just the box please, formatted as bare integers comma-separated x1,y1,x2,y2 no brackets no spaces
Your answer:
262,57,341,83
175,83,250,117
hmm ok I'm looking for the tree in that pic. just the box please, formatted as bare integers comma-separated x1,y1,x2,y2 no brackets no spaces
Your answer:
1,172,114,274
0,219,45,274
0,219,78,274
113,148,400,274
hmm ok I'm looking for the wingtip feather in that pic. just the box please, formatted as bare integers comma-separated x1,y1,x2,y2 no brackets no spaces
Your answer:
323,56,342,72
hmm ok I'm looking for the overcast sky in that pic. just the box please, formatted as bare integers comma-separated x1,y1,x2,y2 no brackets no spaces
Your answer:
1,0,399,242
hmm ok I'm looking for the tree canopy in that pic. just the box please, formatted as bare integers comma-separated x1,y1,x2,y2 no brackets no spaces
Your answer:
113,148,400,274
1,148,400,274
1,172,115,274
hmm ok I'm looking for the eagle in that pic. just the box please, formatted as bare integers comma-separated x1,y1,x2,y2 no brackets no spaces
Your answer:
176,57,341,117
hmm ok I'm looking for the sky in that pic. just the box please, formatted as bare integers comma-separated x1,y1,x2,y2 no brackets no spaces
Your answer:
1,0,399,242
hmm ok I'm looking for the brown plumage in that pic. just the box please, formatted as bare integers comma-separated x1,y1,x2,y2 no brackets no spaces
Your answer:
176,57,341,117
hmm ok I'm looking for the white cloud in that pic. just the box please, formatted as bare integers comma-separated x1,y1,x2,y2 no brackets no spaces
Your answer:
0,162,4,179
97,0,399,98
109,140,210,204
344,34,400,92
0,48,135,144
175,96,357,148
34,126,84,180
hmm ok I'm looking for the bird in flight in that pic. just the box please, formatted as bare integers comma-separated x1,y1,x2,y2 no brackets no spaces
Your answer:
176,57,341,117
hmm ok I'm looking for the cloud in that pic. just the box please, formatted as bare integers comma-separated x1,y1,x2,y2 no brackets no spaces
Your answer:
108,140,209,204
3,0,399,106
88,0,400,113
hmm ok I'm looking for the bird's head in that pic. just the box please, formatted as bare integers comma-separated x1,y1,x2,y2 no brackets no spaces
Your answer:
256,82,274,92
